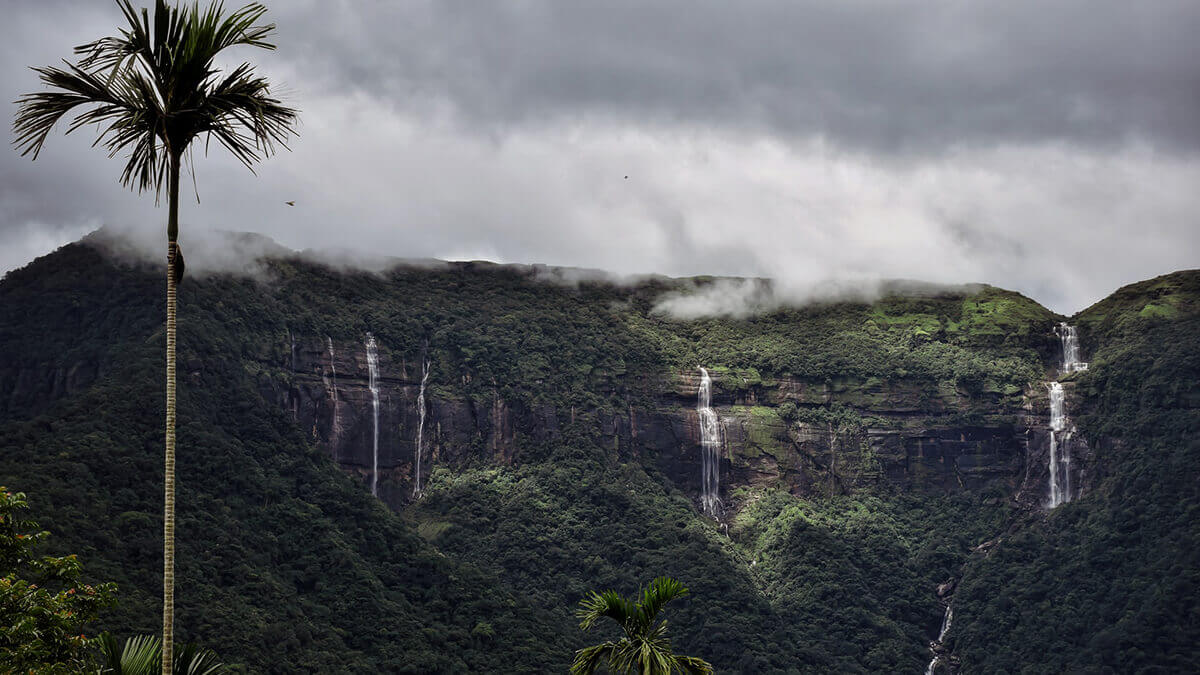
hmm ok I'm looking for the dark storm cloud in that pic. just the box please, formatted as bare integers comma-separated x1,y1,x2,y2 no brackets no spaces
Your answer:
273,0,1200,154
1,0,1198,315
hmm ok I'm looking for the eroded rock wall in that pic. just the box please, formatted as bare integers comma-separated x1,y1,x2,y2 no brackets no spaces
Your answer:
264,337,1081,513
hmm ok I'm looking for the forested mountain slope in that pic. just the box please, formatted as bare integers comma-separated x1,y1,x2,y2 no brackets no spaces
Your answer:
1,234,1195,673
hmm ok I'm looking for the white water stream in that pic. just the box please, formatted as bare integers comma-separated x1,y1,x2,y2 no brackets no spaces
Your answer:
365,334,381,497
413,358,430,497
1046,324,1085,508
327,337,341,444
1057,322,1088,373
1047,382,1073,507
925,605,953,674
697,367,722,518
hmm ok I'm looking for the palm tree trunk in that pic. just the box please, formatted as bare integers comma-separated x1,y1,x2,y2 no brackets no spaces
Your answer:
162,150,180,675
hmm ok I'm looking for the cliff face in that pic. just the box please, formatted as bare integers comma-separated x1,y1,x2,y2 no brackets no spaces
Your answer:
0,242,1099,517
254,334,1081,513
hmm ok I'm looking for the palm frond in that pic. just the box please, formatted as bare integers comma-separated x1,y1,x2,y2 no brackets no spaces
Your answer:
13,60,137,159
570,642,619,675
577,589,639,632
197,62,297,168
173,641,226,675
611,624,675,675
672,655,715,675
635,577,689,632
98,633,162,675
97,632,124,673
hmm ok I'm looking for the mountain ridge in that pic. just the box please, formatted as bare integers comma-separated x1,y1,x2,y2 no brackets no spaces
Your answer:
1,236,1196,673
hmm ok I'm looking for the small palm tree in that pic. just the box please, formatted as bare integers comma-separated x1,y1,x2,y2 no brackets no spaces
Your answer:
14,2,298,672
97,633,225,675
571,577,713,675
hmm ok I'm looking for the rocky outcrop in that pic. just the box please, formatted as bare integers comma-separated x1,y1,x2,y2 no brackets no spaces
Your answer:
0,360,100,420
631,369,1031,509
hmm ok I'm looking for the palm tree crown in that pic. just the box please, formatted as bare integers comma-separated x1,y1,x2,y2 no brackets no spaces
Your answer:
14,0,296,210
572,577,714,675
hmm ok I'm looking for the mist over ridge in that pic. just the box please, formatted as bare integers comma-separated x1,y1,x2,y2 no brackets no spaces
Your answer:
32,225,1051,319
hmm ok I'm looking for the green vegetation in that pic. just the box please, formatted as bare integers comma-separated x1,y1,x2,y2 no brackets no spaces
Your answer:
571,577,712,675
0,489,116,674
1,241,1197,672
951,270,1200,673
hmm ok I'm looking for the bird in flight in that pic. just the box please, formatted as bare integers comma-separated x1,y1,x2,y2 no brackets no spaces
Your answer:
285,201,295,206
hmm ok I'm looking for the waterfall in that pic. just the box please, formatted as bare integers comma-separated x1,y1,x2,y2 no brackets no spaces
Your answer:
288,329,297,373
925,605,953,675
1046,382,1073,508
697,367,722,518
327,337,339,395
1057,323,1088,373
938,606,953,643
327,337,341,444
365,334,381,497
1043,323,1085,508
413,358,430,497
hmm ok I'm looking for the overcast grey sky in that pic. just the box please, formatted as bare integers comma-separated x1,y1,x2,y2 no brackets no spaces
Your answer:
3,0,1198,314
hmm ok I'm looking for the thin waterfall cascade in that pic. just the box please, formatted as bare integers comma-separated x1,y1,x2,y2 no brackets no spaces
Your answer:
1046,382,1073,508
327,337,339,400
697,367,723,518
365,334,381,497
925,605,953,675
413,358,431,498
1057,323,1088,373
326,337,341,444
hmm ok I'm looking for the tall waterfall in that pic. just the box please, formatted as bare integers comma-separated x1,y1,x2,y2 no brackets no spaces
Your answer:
925,605,953,675
327,337,338,394
697,367,722,518
413,358,430,497
327,337,341,443
365,334,381,497
1047,382,1072,508
1057,322,1088,372
1044,323,1085,508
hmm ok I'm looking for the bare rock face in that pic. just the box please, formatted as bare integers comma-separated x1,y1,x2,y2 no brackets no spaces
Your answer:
0,360,100,419
630,369,1031,509
268,341,1080,513
0,324,1090,516
1013,381,1097,510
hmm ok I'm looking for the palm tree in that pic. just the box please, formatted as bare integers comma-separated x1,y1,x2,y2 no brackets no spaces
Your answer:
97,633,225,675
13,2,298,671
572,577,713,675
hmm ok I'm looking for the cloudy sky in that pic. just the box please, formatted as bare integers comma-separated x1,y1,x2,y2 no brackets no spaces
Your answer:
2,0,1198,314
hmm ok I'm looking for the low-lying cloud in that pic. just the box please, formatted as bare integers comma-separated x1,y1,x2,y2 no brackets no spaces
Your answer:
650,277,988,319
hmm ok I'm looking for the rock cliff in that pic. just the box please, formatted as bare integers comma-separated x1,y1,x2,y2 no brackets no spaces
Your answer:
258,335,1087,513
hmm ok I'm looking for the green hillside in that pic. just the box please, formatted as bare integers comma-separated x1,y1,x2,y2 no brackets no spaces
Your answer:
1,239,1196,673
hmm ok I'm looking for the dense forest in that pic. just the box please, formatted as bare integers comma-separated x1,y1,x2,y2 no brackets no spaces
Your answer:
1,234,1196,673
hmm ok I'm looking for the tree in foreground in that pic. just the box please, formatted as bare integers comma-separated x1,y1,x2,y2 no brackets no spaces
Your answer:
0,488,116,673
571,577,713,675
13,2,298,671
